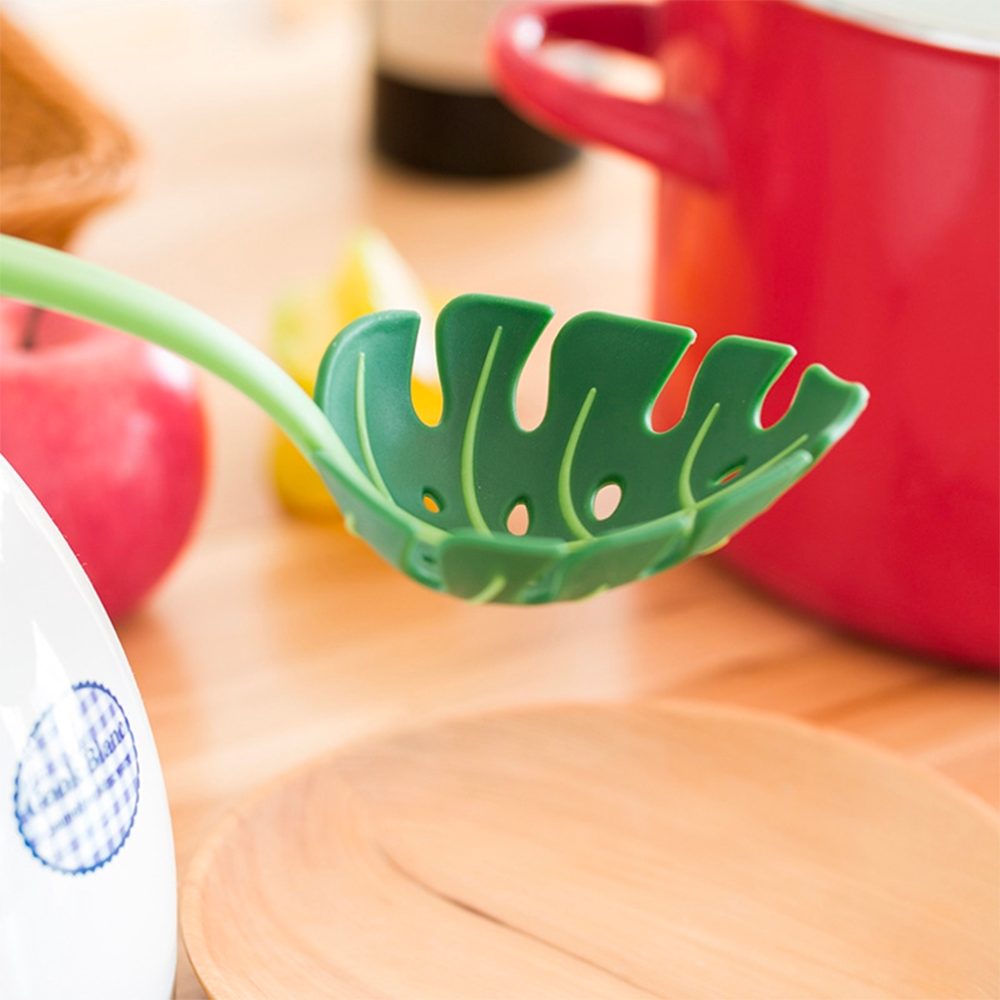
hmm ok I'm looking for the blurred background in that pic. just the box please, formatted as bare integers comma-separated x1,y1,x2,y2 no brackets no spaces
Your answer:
1,3,996,997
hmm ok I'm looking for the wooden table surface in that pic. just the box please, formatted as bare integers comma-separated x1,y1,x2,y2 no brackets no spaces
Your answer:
21,4,998,997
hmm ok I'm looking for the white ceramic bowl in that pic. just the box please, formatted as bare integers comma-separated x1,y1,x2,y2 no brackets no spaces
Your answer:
0,456,176,1000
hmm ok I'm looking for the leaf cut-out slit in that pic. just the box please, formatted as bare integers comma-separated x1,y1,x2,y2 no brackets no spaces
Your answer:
461,326,503,536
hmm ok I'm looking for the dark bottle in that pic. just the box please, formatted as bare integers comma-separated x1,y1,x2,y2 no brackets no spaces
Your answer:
372,0,578,178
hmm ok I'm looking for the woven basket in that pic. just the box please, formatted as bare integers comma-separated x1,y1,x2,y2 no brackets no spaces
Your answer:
0,13,138,249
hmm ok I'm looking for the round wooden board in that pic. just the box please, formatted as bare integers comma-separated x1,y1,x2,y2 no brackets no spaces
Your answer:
182,702,999,999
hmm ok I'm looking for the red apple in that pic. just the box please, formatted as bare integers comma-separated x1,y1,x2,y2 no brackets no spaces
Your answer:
0,298,207,620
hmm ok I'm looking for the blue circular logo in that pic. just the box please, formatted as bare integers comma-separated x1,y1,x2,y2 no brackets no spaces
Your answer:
14,682,140,874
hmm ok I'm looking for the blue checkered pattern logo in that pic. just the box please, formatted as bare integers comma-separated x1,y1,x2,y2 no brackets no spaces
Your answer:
14,682,140,874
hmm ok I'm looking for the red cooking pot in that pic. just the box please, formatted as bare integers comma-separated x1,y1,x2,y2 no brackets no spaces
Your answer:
492,0,999,668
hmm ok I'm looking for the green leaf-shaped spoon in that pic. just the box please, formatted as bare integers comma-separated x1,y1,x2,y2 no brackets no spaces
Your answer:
0,235,867,604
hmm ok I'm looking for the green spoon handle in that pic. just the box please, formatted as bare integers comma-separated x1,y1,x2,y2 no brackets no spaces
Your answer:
0,235,352,472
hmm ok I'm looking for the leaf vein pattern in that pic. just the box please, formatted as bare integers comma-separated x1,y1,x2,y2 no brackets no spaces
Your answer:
461,326,503,535
558,386,598,541
355,352,392,498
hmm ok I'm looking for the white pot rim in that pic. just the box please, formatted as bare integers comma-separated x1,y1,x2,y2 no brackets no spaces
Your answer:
791,0,1000,57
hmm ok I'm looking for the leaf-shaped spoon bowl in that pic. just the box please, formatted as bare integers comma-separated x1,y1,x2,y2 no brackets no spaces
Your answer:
0,236,867,604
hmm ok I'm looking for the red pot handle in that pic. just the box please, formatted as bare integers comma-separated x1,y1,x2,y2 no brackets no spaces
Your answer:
490,1,725,187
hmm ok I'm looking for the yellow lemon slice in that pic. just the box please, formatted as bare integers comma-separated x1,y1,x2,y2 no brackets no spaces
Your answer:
271,229,442,520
